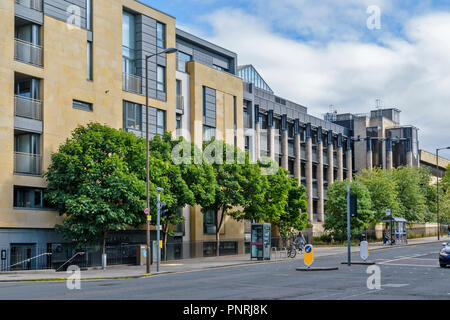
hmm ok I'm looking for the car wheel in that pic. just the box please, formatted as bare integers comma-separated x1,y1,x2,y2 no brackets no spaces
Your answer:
440,264,447,268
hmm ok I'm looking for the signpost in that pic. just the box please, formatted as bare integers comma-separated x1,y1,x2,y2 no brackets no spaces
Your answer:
347,184,351,266
304,244,314,268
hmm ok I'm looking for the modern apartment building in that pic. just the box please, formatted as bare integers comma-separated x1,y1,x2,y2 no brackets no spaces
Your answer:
327,107,420,172
238,65,353,227
0,0,246,259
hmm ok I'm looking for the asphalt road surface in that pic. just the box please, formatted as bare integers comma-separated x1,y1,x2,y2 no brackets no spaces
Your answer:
0,242,448,300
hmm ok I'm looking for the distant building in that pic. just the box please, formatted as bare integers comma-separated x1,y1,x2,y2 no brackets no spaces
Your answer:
419,150,450,183
328,108,419,172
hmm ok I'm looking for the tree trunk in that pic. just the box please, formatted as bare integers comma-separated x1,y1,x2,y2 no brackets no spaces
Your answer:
215,209,226,257
216,211,220,257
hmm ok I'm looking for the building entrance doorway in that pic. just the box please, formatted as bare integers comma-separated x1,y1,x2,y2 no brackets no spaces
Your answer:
10,244,35,270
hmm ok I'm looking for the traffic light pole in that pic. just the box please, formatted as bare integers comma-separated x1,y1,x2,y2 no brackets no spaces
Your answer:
347,184,351,266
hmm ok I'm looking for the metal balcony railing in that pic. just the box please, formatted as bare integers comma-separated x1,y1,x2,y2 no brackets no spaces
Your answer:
14,152,42,175
14,39,43,67
122,73,142,95
15,0,42,11
176,95,184,112
15,95,42,121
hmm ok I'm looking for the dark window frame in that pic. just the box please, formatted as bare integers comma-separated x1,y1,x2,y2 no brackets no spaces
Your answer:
73,100,93,112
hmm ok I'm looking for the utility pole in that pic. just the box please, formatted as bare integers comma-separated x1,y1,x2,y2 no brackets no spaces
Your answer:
347,184,351,266
156,187,163,272
144,47,177,275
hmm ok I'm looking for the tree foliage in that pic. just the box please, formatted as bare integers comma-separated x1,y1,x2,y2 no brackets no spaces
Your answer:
324,180,374,236
45,123,147,252
356,168,399,222
391,166,428,222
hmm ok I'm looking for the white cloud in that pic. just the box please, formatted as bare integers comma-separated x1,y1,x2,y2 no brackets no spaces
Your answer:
187,7,450,154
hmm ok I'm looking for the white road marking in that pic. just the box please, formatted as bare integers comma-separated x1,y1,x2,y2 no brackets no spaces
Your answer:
382,283,410,288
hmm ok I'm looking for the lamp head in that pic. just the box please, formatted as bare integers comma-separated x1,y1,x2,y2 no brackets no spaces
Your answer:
162,47,178,55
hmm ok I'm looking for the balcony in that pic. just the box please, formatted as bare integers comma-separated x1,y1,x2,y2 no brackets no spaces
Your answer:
16,0,42,11
15,95,42,120
176,95,184,113
14,152,41,175
122,73,142,95
14,38,43,67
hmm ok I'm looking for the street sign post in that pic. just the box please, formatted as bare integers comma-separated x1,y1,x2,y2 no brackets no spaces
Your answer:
386,209,391,216
156,187,163,272
360,241,369,261
304,244,314,268
144,208,150,215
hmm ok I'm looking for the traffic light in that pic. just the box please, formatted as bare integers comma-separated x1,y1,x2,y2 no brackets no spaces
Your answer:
350,194,358,218
160,202,168,219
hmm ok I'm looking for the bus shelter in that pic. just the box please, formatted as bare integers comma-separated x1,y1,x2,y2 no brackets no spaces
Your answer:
381,216,407,245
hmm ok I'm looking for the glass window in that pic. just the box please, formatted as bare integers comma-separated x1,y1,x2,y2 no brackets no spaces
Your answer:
177,52,192,72
203,125,215,142
123,101,142,131
73,100,93,112
157,66,165,92
87,41,93,81
122,11,136,74
14,187,45,209
15,78,40,100
203,210,216,234
15,133,40,154
156,22,165,48
156,109,166,135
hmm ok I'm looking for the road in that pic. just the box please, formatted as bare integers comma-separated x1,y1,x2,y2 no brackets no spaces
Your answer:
0,242,448,300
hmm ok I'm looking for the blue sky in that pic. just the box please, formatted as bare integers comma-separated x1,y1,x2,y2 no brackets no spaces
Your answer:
141,0,450,154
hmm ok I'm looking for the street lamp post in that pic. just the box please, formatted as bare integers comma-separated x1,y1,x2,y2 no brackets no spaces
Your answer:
145,47,177,274
436,147,450,241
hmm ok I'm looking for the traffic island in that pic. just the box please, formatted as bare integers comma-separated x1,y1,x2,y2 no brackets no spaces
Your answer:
296,267,339,271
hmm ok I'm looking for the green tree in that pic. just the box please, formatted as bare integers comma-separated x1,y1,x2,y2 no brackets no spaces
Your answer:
392,166,428,222
44,123,147,255
227,153,268,223
356,168,399,222
148,133,217,260
275,178,308,239
201,140,245,256
324,180,374,239
440,190,450,224
441,164,450,194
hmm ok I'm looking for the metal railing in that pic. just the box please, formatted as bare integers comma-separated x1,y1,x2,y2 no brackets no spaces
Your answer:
15,0,42,11
122,73,142,95
14,152,42,175
14,95,42,120
14,38,43,67
176,95,184,112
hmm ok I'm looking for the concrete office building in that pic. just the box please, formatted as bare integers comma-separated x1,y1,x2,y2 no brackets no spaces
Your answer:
238,65,353,227
328,108,420,172
419,150,450,183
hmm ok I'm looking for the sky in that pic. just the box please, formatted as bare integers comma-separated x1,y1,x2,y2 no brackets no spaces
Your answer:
142,0,450,156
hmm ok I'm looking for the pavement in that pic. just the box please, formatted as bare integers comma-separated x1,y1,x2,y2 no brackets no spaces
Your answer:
0,235,447,283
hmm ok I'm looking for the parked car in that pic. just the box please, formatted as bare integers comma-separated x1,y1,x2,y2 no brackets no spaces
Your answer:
439,241,450,268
